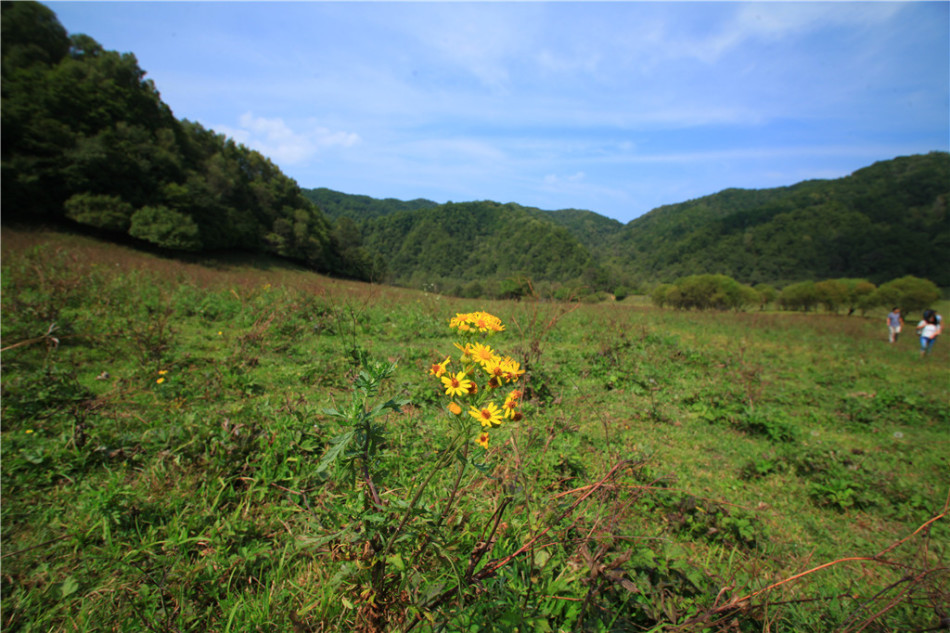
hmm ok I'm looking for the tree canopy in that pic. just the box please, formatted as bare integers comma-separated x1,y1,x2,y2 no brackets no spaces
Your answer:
609,153,950,287
4,1,947,296
1,1,367,278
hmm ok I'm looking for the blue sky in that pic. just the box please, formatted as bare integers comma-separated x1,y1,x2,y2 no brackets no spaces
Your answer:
44,1,949,224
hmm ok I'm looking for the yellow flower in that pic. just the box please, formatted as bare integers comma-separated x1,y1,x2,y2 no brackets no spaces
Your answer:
470,342,500,368
442,371,473,397
156,377,165,384
472,312,504,333
476,433,490,449
25,429,34,434
428,356,451,377
484,358,506,382
469,402,503,428
218,331,223,336
450,313,473,332
500,357,525,382
158,370,168,375
454,342,472,361
449,311,505,334
503,390,521,419
448,402,462,415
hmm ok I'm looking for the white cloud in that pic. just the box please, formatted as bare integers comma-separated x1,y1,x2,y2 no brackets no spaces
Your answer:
542,170,588,188
397,137,507,165
216,113,360,165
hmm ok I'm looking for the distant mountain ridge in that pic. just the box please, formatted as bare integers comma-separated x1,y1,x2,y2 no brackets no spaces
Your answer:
4,2,947,295
302,187,439,220
303,151,950,290
609,152,949,286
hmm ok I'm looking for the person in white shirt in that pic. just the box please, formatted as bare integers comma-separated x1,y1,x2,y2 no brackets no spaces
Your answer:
915,309,941,357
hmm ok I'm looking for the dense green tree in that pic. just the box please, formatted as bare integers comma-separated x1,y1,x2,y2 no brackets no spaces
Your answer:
1,0,69,73
63,192,132,231
814,279,850,313
612,153,950,287
358,201,606,292
874,276,941,313
303,187,438,220
754,283,778,309
129,205,202,251
1,2,364,278
650,274,758,311
5,2,947,294
778,281,820,312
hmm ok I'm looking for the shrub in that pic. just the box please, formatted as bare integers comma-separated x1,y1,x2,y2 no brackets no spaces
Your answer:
754,283,777,309
778,280,819,312
842,278,877,314
874,275,941,313
650,283,674,308
655,274,758,311
814,279,850,313
64,193,133,231
129,205,202,250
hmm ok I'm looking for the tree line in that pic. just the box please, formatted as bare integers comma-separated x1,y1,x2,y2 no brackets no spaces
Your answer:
1,1,373,280
651,273,941,314
3,1,947,299
609,152,950,287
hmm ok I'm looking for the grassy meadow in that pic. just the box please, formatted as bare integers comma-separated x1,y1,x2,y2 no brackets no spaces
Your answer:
2,226,948,632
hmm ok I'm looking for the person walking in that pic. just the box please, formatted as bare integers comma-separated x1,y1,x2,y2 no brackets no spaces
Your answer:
915,310,941,357
886,307,904,343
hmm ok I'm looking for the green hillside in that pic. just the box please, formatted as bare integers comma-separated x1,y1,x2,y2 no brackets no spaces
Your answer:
525,206,623,254
359,201,608,296
3,1,947,296
306,152,949,293
611,152,950,286
0,1,368,279
301,187,439,221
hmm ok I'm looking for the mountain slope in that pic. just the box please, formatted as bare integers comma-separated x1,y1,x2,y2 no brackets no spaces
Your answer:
360,201,605,293
1,2,364,278
302,187,439,221
524,207,623,254
610,152,950,286
6,3,946,293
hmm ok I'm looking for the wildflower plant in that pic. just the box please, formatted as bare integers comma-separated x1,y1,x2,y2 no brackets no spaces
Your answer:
310,311,526,629
433,311,525,453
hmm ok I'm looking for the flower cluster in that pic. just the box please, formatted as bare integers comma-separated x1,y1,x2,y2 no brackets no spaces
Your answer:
430,311,524,449
449,311,505,334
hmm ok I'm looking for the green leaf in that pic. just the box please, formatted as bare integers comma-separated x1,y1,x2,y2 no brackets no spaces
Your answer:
367,398,409,419
60,576,79,599
316,430,356,473
386,554,406,571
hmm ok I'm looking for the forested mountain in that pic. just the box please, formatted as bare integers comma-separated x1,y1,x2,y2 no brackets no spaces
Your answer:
4,1,947,296
1,1,370,279
297,192,621,294
610,152,950,286
524,207,623,254
302,187,438,221
358,201,609,296
305,152,949,292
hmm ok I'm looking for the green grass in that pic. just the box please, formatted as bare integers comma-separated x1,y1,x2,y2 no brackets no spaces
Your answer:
2,226,948,632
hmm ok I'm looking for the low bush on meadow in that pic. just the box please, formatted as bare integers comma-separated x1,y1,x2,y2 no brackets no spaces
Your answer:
652,273,941,318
